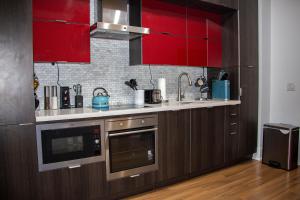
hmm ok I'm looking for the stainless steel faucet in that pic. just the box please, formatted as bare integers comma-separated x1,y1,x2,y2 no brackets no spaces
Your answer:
178,72,192,101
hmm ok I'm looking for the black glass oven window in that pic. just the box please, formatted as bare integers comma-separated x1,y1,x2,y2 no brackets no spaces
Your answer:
109,130,155,173
42,125,101,164
52,136,83,155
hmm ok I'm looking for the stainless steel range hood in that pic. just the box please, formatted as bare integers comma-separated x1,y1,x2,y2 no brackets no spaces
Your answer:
91,0,150,40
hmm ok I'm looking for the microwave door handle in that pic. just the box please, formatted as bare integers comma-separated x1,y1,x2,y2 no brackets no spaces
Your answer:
108,128,158,137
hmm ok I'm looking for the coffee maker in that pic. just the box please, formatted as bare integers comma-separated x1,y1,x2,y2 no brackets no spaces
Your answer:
73,84,83,108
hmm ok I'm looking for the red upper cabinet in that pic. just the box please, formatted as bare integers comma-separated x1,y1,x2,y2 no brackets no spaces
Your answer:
141,0,188,65
187,7,208,67
207,17,222,67
33,0,90,63
142,33,187,66
131,1,223,68
142,0,186,36
33,21,90,63
33,0,90,24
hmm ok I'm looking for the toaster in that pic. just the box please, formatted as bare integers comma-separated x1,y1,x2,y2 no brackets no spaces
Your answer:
145,89,162,104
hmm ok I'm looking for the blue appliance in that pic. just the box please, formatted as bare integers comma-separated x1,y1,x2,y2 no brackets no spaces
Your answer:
212,80,230,100
92,87,110,109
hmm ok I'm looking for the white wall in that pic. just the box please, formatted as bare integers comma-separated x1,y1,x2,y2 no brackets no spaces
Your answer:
258,0,300,164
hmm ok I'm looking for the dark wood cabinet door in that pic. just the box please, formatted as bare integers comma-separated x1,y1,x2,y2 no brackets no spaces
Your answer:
239,0,258,67
37,162,107,200
199,0,238,9
239,67,258,157
0,125,38,200
191,107,225,174
157,110,190,184
0,0,35,125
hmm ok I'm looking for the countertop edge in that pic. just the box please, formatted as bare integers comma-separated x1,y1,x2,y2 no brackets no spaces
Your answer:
36,100,241,123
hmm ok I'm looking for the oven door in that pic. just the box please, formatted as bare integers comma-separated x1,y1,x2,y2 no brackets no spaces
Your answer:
36,120,105,172
106,127,158,181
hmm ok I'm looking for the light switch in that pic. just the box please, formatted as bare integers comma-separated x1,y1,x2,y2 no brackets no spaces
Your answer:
287,83,296,92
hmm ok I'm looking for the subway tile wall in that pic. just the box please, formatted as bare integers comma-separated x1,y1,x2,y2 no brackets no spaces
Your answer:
34,0,207,109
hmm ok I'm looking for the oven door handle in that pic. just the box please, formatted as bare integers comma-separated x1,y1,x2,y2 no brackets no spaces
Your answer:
108,128,158,137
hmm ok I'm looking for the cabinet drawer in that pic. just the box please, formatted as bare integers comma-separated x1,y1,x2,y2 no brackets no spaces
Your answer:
108,172,155,198
228,106,240,118
228,121,239,132
105,115,158,132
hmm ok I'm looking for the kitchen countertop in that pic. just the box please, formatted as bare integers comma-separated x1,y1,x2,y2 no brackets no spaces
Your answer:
35,100,241,123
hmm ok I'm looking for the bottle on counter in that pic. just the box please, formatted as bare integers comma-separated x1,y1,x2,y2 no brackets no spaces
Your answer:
50,86,58,110
44,86,51,110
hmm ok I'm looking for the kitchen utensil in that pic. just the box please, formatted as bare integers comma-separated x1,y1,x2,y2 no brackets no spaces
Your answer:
130,79,138,90
73,84,82,95
73,84,83,108
195,76,209,101
34,73,40,110
92,87,110,109
220,72,229,80
125,81,135,90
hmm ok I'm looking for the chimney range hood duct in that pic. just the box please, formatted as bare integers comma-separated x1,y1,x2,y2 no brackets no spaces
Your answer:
90,0,150,40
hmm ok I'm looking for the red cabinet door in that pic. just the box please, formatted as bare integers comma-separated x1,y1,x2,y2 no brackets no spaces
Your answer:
33,0,89,24
207,17,222,67
142,0,186,36
187,37,208,67
33,21,90,63
142,33,187,66
187,8,208,67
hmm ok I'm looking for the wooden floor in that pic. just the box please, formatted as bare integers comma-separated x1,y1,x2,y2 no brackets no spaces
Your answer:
127,161,300,200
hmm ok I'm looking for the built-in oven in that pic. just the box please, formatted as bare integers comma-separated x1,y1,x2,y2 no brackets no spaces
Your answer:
105,114,158,181
36,120,105,171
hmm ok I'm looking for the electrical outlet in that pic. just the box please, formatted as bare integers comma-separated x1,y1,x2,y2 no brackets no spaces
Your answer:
287,83,296,92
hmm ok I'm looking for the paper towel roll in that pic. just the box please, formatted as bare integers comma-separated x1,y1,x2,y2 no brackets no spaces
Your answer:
158,78,167,101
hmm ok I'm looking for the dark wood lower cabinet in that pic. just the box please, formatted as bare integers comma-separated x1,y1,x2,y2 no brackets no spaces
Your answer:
36,162,107,200
191,107,225,175
156,110,191,185
0,125,38,200
0,107,254,200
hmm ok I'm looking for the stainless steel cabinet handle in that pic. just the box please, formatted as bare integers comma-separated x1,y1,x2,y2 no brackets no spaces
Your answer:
230,113,237,116
230,123,237,126
247,65,255,68
19,123,34,126
68,165,81,169
109,128,158,137
130,174,141,178
229,132,237,135
55,19,67,23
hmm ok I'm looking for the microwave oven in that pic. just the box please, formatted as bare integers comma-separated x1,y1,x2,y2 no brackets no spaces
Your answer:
36,120,105,171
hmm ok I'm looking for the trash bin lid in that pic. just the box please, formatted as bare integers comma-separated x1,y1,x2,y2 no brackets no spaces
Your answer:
264,123,299,131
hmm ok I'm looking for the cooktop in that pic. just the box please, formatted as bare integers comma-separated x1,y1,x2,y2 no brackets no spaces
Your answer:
92,104,151,111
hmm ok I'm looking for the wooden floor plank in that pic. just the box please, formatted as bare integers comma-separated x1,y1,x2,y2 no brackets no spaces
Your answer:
126,161,300,200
